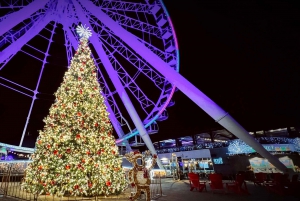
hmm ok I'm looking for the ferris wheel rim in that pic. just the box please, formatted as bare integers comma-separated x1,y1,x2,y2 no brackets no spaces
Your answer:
126,0,180,137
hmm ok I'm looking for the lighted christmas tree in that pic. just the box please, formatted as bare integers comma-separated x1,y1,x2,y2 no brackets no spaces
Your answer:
22,25,127,196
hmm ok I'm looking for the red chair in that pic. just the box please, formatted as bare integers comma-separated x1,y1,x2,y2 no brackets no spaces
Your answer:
265,173,289,195
253,172,267,186
273,173,283,180
289,174,300,195
209,173,226,194
226,173,249,195
291,174,299,183
188,173,206,192
265,173,283,193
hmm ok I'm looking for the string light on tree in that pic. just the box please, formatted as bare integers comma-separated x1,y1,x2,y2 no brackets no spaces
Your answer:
22,25,127,197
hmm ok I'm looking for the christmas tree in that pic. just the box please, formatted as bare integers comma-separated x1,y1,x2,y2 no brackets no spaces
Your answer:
22,25,127,196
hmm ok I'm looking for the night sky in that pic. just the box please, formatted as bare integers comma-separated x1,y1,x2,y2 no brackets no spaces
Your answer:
0,0,300,147
157,0,300,141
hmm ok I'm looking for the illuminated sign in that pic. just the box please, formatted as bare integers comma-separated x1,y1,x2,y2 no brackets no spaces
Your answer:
228,141,296,155
262,144,294,152
213,157,223,164
199,162,209,168
249,156,295,172
247,144,295,153
0,147,7,155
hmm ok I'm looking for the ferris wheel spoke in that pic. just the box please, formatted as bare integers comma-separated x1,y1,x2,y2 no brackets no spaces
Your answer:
0,0,35,11
19,21,59,147
0,77,33,97
99,33,165,90
93,0,153,13
66,25,81,45
101,10,163,38
78,1,168,88
0,83,32,97
1,6,47,19
0,12,46,50
62,25,79,66
102,43,156,114
107,95,129,127
92,22,165,89
0,76,34,93
97,69,132,127
97,76,127,127
89,50,127,125
0,0,48,36
0,54,14,70
63,31,75,67
0,0,36,23
0,15,51,65
104,92,124,122
136,38,170,61
19,50,43,63
102,25,172,62
18,20,57,63
79,0,175,90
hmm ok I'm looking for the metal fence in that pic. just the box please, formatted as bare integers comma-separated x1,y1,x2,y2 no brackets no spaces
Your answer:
0,161,163,201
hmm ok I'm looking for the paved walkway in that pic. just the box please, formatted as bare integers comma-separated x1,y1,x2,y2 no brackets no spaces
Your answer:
158,178,300,201
1,179,299,201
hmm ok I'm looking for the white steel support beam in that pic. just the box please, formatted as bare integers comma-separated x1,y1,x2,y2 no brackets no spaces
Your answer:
73,0,163,169
64,22,132,153
0,0,49,36
79,0,288,173
0,16,51,64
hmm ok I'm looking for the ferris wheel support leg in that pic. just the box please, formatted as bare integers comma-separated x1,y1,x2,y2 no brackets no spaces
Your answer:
0,0,49,36
80,0,288,173
63,24,132,153
72,0,164,170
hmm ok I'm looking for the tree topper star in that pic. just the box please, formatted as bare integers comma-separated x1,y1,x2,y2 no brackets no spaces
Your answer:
76,24,92,39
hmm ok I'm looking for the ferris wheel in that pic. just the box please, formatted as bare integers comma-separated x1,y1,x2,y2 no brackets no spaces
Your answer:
0,0,179,156
0,0,291,173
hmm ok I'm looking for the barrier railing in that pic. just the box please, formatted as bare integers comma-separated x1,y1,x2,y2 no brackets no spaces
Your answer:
0,161,163,201
150,176,163,200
